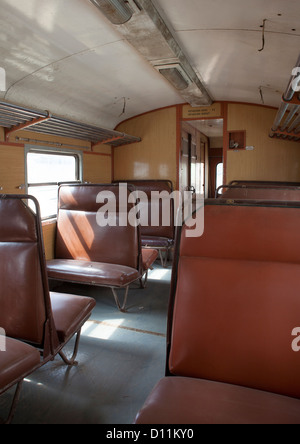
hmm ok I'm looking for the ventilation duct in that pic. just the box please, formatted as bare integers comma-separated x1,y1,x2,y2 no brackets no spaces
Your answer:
94,0,213,106
157,64,191,91
89,0,133,25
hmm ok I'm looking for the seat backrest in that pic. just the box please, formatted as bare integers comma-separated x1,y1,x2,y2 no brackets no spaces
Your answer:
229,180,300,187
55,184,141,270
168,201,300,399
115,180,175,240
218,184,300,201
0,196,54,348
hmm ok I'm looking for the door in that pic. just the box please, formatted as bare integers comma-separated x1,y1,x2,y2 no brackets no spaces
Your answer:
180,128,190,193
180,125,198,194
180,123,205,196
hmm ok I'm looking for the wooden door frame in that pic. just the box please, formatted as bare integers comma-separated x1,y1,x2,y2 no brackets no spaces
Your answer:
176,103,227,193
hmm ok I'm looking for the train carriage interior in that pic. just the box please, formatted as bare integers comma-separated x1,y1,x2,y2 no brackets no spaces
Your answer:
1,0,300,425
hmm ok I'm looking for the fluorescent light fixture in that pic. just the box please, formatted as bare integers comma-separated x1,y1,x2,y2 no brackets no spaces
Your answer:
89,0,132,25
156,64,191,91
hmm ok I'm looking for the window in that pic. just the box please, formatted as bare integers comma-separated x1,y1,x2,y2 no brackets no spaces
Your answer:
216,163,223,193
26,148,82,219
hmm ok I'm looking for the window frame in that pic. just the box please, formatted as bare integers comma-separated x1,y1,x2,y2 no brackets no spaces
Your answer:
25,145,83,220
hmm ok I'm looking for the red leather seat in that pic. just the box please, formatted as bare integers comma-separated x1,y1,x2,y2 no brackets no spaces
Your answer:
218,184,300,200
0,337,40,424
47,184,158,311
47,261,140,289
114,180,175,267
135,200,300,424
0,195,96,421
135,377,300,424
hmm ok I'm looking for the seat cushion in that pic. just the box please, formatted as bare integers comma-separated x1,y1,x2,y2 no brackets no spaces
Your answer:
134,377,300,425
142,248,158,271
50,292,96,343
47,260,140,288
0,337,40,392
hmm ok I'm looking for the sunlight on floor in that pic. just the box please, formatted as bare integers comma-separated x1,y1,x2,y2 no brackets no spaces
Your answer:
81,319,125,340
24,378,44,387
147,268,171,282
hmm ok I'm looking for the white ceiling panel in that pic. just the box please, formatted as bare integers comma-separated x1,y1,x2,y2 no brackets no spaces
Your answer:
4,38,183,128
175,29,299,106
153,0,300,107
0,0,300,128
0,0,183,128
153,0,300,32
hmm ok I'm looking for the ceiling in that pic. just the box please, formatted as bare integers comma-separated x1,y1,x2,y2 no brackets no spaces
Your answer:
0,0,299,130
189,119,224,138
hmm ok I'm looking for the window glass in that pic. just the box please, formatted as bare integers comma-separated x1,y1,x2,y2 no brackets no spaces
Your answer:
27,152,77,183
216,163,223,193
27,151,79,219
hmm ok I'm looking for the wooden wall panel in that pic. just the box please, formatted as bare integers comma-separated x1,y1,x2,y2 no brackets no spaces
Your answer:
114,107,177,188
83,152,112,183
226,104,300,183
42,221,57,260
2,101,300,259
0,145,25,194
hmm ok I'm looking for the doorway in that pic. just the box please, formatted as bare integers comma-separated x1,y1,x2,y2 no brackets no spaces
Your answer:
180,119,224,198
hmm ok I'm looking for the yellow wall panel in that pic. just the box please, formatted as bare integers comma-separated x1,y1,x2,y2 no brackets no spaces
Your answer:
83,153,112,183
0,145,25,194
114,107,177,188
226,104,300,183
42,221,57,260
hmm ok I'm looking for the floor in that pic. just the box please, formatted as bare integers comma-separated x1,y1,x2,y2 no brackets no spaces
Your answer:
0,263,172,424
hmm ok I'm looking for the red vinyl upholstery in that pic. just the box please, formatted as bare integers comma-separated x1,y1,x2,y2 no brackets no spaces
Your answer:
0,337,40,424
135,201,300,424
217,184,300,201
0,195,96,422
0,195,96,361
114,180,175,267
47,184,158,311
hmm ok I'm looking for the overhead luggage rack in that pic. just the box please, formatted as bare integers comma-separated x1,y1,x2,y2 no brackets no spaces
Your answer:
0,101,141,148
269,54,300,143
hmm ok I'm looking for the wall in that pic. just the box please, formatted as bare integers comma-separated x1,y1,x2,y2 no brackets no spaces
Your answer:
114,106,178,189
114,102,300,192
226,103,300,183
0,127,112,259
2,101,300,258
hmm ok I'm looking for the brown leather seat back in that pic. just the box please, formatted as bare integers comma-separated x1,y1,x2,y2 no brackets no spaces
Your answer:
168,202,300,399
115,180,175,240
219,185,300,201
0,197,47,345
55,184,141,270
